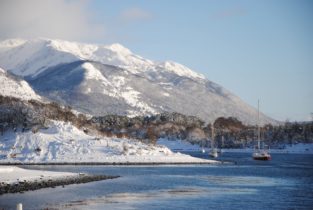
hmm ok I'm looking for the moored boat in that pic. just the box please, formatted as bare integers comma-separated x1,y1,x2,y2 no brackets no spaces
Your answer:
209,148,218,158
209,124,219,158
252,100,271,161
253,148,271,160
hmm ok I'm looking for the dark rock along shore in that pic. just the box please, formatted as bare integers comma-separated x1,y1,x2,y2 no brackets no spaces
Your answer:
0,174,119,195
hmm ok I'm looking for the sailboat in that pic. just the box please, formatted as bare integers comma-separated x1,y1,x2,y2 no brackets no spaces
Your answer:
252,100,271,161
218,136,224,154
209,124,218,158
201,139,206,153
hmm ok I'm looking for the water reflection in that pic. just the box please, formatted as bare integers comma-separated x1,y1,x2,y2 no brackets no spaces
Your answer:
51,186,258,210
200,175,289,186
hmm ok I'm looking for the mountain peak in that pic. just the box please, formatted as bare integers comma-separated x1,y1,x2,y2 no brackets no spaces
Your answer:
105,43,132,55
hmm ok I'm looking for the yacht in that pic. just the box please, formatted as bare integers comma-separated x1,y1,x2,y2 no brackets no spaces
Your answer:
252,100,271,161
209,124,218,158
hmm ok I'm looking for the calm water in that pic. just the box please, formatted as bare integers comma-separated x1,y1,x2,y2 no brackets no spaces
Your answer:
0,153,312,210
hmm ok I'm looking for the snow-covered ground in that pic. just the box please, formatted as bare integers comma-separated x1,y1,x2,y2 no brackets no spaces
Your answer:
0,166,77,184
0,121,217,164
157,138,313,154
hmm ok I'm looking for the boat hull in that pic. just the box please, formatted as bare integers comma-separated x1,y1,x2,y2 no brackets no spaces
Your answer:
253,156,271,161
209,153,218,158
209,150,218,158
209,152,218,158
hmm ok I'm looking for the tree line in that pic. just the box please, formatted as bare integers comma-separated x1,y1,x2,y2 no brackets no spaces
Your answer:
0,95,312,147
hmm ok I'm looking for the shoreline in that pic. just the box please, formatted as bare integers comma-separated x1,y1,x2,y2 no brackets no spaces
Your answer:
170,149,313,155
0,174,119,195
165,143,313,155
0,161,227,166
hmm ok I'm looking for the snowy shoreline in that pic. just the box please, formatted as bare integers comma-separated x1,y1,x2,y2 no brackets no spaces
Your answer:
0,121,219,165
0,166,118,195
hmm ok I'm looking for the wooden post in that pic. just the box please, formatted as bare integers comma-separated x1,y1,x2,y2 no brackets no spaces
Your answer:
17,203,22,210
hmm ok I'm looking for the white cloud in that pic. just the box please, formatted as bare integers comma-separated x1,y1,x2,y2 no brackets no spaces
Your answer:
0,0,105,41
119,7,152,22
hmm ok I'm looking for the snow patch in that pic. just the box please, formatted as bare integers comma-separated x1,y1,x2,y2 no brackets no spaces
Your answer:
157,61,205,80
80,63,157,115
121,88,157,115
112,76,126,88
83,62,107,82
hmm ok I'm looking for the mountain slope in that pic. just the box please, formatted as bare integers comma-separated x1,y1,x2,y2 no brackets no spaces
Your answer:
0,67,41,101
0,38,275,125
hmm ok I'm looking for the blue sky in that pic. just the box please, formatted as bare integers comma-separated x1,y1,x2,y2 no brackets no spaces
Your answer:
1,0,312,121
86,0,313,122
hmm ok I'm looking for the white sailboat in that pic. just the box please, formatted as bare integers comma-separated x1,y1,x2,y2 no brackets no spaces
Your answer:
252,100,271,161
209,124,218,158
201,140,206,153
200,139,206,153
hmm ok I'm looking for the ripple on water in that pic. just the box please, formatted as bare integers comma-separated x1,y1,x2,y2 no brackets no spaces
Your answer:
200,175,292,187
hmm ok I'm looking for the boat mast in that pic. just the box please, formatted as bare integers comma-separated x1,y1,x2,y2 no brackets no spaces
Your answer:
257,100,260,149
211,123,215,148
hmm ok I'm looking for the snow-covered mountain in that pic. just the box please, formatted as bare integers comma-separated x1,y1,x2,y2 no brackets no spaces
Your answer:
0,67,41,101
0,38,275,125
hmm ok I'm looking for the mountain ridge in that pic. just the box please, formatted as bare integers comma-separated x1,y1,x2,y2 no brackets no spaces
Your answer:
0,67,41,101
